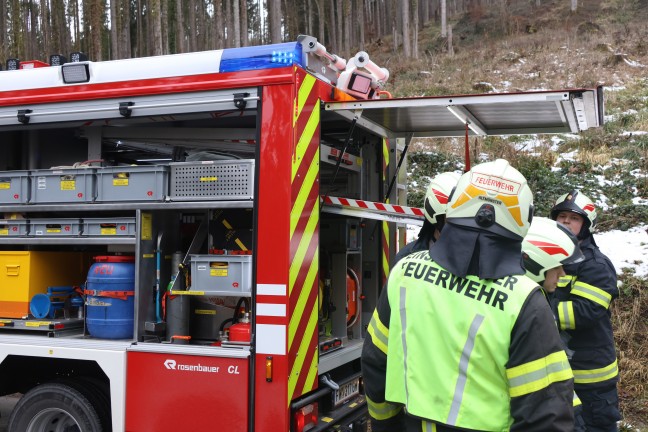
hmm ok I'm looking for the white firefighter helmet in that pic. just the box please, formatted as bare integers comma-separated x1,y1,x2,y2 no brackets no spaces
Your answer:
522,217,584,283
550,190,598,238
423,171,461,225
446,159,534,239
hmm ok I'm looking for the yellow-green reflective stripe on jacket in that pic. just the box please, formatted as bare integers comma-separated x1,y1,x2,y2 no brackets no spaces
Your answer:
506,350,572,397
571,281,613,309
573,359,619,384
366,396,402,421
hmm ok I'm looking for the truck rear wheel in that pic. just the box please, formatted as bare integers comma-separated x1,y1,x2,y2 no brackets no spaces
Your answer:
7,382,103,432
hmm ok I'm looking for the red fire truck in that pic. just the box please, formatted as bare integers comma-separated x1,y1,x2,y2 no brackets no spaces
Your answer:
0,36,603,432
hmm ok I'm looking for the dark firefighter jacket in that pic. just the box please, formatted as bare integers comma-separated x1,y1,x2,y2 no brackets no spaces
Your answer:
392,221,435,268
362,250,575,432
551,235,619,390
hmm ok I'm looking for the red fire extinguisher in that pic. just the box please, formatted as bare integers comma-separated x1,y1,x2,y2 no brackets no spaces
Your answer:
229,312,251,343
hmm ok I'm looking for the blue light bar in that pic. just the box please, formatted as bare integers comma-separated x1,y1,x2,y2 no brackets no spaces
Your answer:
219,42,303,73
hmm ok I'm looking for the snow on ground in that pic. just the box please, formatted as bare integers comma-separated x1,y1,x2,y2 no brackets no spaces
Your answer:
405,224,648,278
596,224,648,278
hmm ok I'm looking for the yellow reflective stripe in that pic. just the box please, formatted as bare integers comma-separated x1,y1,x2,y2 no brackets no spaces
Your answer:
557,275,575,288
367,309,389,355
573,392,582,407
421,421,438,432
572,281,612,309
573,359,618,384
507,351,573,397
558,301,576,330
366,396,402,421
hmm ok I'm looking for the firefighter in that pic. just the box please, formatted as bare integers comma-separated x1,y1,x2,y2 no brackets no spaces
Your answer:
550,191,621,432
521,216,587,432
392,171,460,266
362,159,574,431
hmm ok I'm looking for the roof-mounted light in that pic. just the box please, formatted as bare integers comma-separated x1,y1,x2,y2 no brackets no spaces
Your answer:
6,58,20,71
61,62,90,84
49,54,68,66
69,52,89,62
219,42,303,73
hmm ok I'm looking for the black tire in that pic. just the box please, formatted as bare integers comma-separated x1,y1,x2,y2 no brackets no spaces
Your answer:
7,382,103,432
73,377,112,432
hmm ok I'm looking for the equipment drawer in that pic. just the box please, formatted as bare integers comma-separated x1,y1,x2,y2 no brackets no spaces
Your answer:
189,254,252,296
169,160,254,201
96,165,169,202
30,168,95,203
0,170,30,204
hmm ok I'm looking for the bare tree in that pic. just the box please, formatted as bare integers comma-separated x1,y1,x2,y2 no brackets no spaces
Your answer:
343,1,351,56
412,0,419,59
89,0,103,60
441,0,447,37
161,0,169,54
176,0,185,52
119,0,131,58
135,0,143,56
188,0,197,51
328,1,337,51
240,0,248,46
150,0,163,55
402,0,411,57
214,0,224,49
0,2,6,60
268,0,282,43
233,0,241,47
356,0,365,51
314,0,324,43
40,0,51,59
110,0,120,59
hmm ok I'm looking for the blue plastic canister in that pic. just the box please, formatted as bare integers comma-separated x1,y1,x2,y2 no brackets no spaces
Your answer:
86,256,135,339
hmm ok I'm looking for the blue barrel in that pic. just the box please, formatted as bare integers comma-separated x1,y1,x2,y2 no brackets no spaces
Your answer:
86,256,135,339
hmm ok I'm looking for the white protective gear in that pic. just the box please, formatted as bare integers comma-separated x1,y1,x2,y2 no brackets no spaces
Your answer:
423,171,461,225
522,217,585,283
550,190,598,237
446,159,534,240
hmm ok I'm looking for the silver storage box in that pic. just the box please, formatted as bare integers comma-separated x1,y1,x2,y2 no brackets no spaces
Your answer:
30,168,95,203
189,254,252,296
82,218,136,236
96,165,169,202
30,218,82,236
0,219,29,236
169,160,255,201
0,170,30,204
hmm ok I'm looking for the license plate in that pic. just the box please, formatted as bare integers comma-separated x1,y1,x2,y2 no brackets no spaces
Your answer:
333,377,360,407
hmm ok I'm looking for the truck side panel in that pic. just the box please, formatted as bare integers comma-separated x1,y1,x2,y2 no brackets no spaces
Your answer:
254,82,295,431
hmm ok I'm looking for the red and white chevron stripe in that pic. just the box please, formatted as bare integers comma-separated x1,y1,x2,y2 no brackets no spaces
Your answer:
321,195,424,217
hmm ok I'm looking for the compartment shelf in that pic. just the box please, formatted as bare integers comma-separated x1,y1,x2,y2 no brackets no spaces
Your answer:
0,237,136,245
0,200,253,213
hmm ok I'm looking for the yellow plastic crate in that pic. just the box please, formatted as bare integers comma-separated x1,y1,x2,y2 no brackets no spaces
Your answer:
0,251,86,318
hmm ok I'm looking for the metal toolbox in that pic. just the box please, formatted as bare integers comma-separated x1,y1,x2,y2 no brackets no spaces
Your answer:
30,218,82,236
30,168,95,203
0,251,86,318
0,171,30,204
189,254,252,296
169,160,255,201
0,219,29,236
96,165,169,202
81,218,136,236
